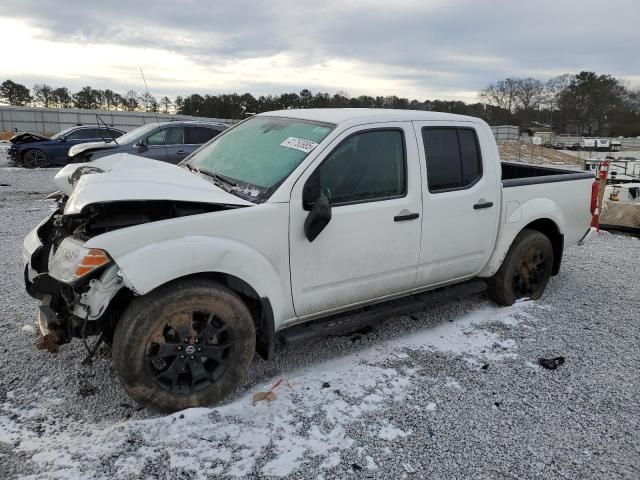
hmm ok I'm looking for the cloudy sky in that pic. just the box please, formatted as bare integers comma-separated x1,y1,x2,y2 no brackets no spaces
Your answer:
1,0,638,102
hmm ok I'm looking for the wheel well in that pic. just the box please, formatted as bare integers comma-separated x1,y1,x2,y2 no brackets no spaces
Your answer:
522,219,564,275
119,272,275,361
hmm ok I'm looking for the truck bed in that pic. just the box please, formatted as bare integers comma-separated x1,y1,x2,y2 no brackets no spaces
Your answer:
502,162,594,188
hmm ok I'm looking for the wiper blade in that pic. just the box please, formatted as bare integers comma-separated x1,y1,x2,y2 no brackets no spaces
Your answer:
212,172,237,187
185,165,237,191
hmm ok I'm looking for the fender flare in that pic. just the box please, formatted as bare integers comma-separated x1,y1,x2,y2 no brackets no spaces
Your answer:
91,235,291,331
479,197,565,278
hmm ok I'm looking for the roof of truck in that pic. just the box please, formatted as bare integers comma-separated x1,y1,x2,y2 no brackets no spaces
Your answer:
260,108,481,125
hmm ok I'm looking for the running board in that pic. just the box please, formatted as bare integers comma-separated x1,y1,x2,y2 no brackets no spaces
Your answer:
279,279,487,346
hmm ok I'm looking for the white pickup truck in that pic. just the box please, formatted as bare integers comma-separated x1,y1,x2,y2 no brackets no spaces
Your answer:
23,109,596,411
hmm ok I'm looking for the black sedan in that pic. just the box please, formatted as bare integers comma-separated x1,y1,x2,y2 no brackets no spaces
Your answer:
8,126,124,168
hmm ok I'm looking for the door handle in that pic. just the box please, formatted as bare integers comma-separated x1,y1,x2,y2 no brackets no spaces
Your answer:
176,150,187,155
473,201,494,210
394,212,420,221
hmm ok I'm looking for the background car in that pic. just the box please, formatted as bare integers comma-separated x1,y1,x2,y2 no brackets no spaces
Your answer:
68,121,229,164
8,126,125,168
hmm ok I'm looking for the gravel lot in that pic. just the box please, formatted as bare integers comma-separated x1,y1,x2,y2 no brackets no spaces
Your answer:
0,167,639,479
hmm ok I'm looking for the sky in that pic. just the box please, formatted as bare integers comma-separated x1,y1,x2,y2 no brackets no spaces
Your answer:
0,0,638,103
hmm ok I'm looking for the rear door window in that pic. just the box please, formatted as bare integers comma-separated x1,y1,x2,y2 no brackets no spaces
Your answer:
422,127,482,192
185,126,221,144
66,128,94,140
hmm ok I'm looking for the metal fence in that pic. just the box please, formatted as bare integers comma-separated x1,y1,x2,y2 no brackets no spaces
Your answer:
0,106,232,135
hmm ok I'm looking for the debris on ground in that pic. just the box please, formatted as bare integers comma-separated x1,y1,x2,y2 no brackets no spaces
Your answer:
252,378,291,404
538,356,566,370
21,324,35,334
253,390,277,403
403,462,416,473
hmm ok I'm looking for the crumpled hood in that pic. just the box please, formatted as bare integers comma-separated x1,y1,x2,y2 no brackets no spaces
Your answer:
68,141,119,158
10,132,50,143
54,153,254,215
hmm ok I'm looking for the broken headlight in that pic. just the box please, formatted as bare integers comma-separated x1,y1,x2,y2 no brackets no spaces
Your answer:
48,237,111,284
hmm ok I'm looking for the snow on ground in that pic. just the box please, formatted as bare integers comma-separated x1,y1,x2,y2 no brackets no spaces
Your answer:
1,300,534,478
0,143,10,167
0,167,639,479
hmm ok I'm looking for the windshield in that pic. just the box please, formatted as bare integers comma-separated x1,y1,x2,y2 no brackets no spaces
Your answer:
185,116,334,200
115,123,161,145
50,127,76,140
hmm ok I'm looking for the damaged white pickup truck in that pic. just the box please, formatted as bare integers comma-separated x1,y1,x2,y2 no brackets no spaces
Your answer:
23,109,596,411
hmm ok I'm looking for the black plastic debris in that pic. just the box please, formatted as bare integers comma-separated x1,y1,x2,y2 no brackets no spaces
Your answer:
322,382,331,388
481,363,490,370
538,356,565,370
352,463,363,472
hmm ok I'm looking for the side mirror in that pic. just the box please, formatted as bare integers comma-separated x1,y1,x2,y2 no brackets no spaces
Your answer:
135,139,148,152
304,193,331,242
57,135,67,142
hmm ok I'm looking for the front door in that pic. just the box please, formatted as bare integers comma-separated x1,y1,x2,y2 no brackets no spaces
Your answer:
413,122,500,286
142,126,186,163
289,124,422,318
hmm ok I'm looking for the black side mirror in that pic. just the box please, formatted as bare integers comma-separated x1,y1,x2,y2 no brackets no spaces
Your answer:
304,192,331,242
57,135,67,142
135,139,148,152
302,171,321,211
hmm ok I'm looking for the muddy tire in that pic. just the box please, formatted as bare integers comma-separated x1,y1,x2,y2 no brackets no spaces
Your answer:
488,229,554,306
112,279,255,412
22,149,48,168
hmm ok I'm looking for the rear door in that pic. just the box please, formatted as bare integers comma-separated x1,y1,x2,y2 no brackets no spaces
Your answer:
289,123,422,317
413,121,500,286
185,126,223,155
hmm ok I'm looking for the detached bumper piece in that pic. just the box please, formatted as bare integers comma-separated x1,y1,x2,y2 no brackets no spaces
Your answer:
36,295,60,353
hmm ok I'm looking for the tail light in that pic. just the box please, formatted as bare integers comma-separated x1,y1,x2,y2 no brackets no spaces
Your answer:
590,180,598,214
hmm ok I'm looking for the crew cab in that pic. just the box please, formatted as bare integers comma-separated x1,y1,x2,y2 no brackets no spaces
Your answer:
23,109,596,411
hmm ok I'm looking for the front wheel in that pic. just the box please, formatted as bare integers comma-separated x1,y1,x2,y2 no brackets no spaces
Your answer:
22,149,48,168
488,229,554,306
112,279,255,412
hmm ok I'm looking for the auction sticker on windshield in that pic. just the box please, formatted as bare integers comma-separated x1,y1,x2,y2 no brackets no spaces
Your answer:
280,137,319,153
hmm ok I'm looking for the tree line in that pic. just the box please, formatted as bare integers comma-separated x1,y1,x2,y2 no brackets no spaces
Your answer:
1,71,638,136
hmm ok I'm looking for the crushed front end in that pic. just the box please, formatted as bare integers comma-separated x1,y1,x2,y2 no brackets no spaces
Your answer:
23,194,130,351
23,191,229,352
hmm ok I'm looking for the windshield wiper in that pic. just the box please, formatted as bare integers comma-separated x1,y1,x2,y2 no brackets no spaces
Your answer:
183,164,238,191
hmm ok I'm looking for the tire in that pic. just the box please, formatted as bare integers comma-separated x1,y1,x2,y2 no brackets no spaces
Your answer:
112,279,255,412
22,149,48,168
488,229,554,306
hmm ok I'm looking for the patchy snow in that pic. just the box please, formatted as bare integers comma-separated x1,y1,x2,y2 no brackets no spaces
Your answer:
377,422,412,440
0,302,531,478
0,142,10,166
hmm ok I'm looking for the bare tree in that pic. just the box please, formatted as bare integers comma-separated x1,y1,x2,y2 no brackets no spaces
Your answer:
124,90,139,111
33,84,54,107
160,96,173,113
479,78,519,113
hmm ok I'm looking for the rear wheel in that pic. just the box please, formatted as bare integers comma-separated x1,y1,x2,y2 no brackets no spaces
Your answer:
112,279,255,411
488,229,554,306
22,149,48,168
